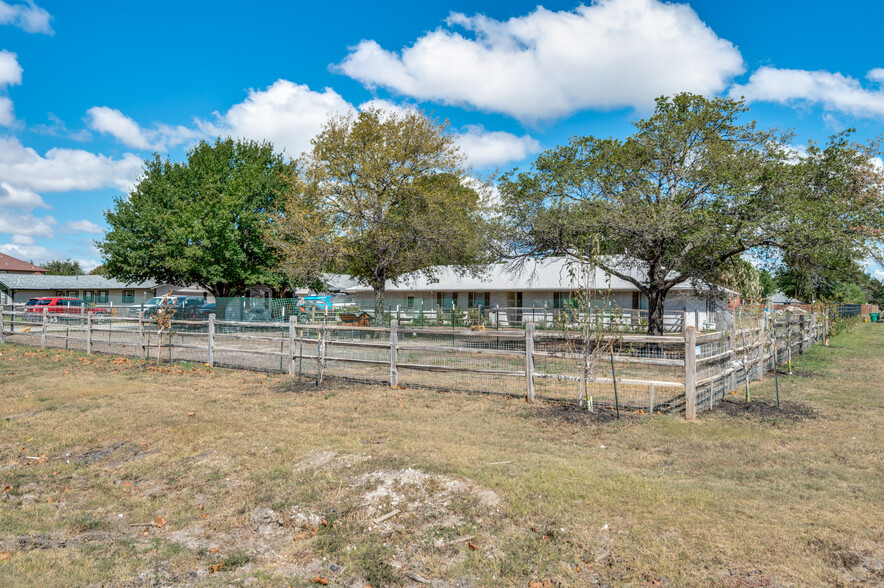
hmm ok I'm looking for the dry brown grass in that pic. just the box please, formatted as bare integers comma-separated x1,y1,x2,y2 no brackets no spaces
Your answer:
0,324,882,587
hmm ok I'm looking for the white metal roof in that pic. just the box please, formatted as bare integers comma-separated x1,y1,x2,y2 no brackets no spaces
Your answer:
342,257,729,294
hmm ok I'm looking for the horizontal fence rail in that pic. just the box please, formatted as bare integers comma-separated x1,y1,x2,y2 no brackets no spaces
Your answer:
0,304,828,417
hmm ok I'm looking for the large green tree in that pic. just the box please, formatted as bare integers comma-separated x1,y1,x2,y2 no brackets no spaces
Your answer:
98,138,296,311
499,93,884,334
43,259,84,276
268,108,489,318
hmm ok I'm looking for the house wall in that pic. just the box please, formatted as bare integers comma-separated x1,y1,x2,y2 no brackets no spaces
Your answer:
345,288,726,330
3,288,156,306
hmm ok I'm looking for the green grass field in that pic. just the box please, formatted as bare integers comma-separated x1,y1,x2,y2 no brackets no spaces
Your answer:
1,324,882,586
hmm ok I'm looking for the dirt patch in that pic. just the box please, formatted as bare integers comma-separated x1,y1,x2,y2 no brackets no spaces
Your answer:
73,442,127,465
3,530,112,552
712,398,816,421
271,378,343,394
807,538,884,584
162,451,505,586
293,449,370,472
536,401,634,426
717,568,778,587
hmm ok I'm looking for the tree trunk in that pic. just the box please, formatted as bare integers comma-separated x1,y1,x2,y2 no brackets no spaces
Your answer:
646,290,667,336
373,283,386,325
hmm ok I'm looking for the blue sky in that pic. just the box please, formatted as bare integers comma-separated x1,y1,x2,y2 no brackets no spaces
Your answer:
1,0,883,278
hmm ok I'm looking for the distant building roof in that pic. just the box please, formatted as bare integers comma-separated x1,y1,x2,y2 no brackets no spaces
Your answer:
769,290,802,305
322,274,362,292
342,257,736,295
0,253,46,274
0,274,156,291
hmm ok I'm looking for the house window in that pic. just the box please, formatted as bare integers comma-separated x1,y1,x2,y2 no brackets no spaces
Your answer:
96,290,108,303
56,291,65,296
406,296,415,310
435,292,458,308
466,292,491,308
83,291,94,303
66,290,78,297
554,291,570,308
122,290,135,303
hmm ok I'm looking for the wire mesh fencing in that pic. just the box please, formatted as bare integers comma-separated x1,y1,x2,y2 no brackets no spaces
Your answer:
0,305,828,417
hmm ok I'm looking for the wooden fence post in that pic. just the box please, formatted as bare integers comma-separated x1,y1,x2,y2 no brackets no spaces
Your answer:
317,325,325,386
389,319,399,388
41,307,48,348
287,315,296,376
138,312,145,360
207,314,215,367
525,323,536,403
86,312,93,355
684,326,697,419
0,306,4,344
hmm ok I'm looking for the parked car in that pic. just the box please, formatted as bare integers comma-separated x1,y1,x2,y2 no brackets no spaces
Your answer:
128,296,206,319
24,297,110,321
191,302,216,319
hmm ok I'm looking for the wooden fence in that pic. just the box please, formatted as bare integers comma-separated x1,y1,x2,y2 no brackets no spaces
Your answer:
0,306,826,418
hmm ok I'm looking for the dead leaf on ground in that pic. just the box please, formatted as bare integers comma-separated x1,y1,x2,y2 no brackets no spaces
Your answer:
313,577,329,585
154,516,166,528
467,541,477,551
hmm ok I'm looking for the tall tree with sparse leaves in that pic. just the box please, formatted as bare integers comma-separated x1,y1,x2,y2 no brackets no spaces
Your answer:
268,108,490,318
499,93,884,335
98,138,296,316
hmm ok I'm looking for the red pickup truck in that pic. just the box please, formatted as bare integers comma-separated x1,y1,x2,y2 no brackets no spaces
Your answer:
24,297,111,320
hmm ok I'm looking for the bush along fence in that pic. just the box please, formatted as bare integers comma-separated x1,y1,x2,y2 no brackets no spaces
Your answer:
0,305,826,418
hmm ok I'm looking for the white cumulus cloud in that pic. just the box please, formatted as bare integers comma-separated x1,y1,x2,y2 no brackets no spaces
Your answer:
0,181,47,210
198,80,353,158
337,0,744,122
0,136,143,193
0,210,55,237
65,219,102,234
90,82,537,171
455,125,540,168
0,50,22,87
0,1,52,34
0,96,13,127
87,106,153,149
730,66,884,119
0,51,21,126
10,234,33,245
0,242,50,260
87,106,202,151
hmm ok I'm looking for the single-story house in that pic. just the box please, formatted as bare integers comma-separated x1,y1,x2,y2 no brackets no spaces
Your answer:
341,257,735,329
0,274,157,307
0,252,47,275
